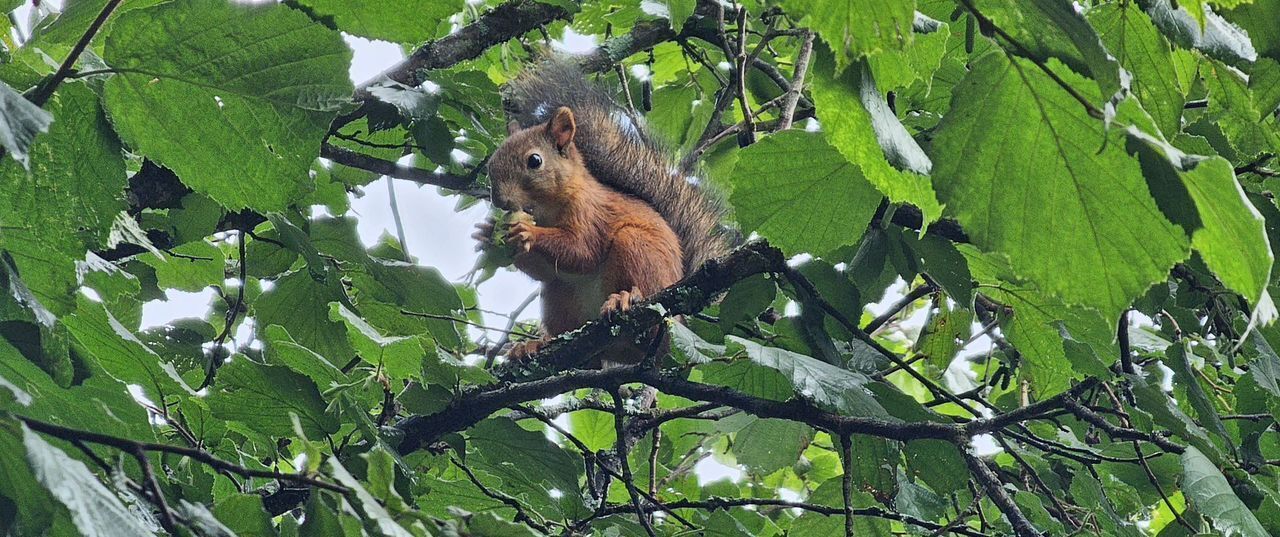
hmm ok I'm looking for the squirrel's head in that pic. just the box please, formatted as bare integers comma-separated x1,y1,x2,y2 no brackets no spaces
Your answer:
488,106,587,223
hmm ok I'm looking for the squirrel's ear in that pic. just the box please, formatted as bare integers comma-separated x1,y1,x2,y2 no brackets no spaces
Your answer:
507,120,521,136
546,106,576,152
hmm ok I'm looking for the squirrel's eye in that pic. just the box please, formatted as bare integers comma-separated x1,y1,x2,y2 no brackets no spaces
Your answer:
527,154,543,170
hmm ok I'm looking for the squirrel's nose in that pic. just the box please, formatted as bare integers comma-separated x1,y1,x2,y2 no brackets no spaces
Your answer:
490,187,512,211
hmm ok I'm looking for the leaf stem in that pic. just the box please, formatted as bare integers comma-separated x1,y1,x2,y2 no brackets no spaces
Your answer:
29,0,124,107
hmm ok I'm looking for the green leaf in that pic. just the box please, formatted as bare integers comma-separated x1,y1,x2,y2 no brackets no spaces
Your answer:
718,274,777,334
1127,130,1273,306
783,0,914,70
211,494,274,537
1206,60,1280,161
0,82,125,315
330,303,426,380
102,0,354,212
140,240,226,292
867,20,951,93
0,336,151,439
810,51,942,224
22,424,152,537
1143,0,1259,66
0,424,70,535
732,418,813,475
730,131,882,257
176,499,237,537
206,355,339,438
931,54,1189,322
914,298,971,369
262,324,348,389
959,244,1117,395
1166,342,1232,449
669,321,726,364
846,435,899,503
726,336,886,416
1091,2,1188,135
63,295,193,400
297,0,460,43
664,0,695,32
1221,0,1278,62
0,80,52,167
1251,58,1280,116
327,459,417,537
1181,446,1270,537
467,418,587,519
973,0,1124,100
569,409,617,452
32,0,164,47
1069,472,1143,537
254,268,354,368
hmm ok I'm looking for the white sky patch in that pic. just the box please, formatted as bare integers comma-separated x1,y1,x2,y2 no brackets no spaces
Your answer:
450,148,473,165
629,64,652,82
639,0,670,18
969,434,1002,457
786,253,813,267
695,456,744,484
553,27,599,55
343,34,405,85
78,287,103,303
140,288,217,329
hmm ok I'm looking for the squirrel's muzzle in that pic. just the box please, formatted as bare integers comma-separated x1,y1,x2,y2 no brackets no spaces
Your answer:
490,185,514,211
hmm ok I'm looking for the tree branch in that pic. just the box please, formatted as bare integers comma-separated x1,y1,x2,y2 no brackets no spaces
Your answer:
589,497,992,536
320,144,482,194
963,453,1043,537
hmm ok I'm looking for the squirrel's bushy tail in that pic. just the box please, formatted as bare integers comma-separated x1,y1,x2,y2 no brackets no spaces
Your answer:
502,59,729,274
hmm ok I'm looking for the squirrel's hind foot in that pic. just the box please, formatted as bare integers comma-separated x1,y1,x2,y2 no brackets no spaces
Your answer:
506,337,549,360
601,287,643,319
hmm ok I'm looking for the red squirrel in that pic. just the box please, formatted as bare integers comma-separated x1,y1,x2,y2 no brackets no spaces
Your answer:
474,60,727,363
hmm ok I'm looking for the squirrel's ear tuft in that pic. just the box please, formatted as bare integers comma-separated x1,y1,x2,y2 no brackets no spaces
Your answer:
547,106,576,152
507,120,521,136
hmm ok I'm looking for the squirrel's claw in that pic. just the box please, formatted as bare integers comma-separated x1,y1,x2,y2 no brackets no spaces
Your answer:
601,287,642,319
506,222,536,254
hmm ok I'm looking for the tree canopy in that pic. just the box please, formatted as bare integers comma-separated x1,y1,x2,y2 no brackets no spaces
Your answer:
1,0,1279,535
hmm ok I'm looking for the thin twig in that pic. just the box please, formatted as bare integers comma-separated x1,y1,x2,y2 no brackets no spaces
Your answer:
450,456,553,533
385,177,409,254
485,291,539,368
777,30,814,131
865,284,936,334
19,416,349,493
840,434,855,537
611,388,658,537
29,0,124,107
401,309,537,337
202,230,247,389
132,446,179,534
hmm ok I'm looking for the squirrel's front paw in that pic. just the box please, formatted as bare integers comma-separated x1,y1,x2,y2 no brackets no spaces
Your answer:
506,337,548,360
505,222,539,254
601,287,642,319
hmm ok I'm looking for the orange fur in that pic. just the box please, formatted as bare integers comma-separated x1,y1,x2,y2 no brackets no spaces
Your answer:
484,107,683,364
